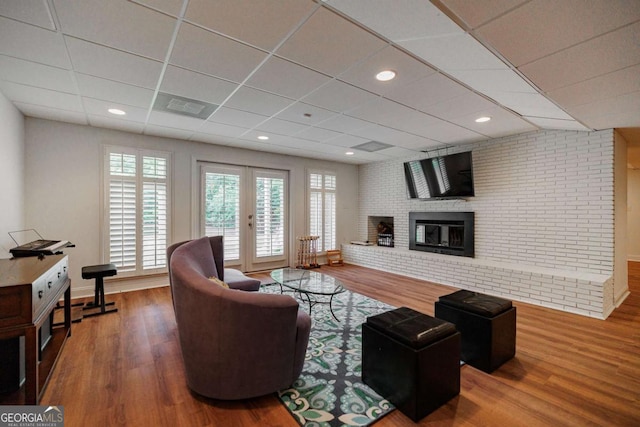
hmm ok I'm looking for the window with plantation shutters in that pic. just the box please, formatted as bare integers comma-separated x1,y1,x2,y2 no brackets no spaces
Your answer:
105,147,171,275
309,171,336,252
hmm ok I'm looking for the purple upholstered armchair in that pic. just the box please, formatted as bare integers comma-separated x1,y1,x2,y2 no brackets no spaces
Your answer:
168,236,311,400
167,236,260,292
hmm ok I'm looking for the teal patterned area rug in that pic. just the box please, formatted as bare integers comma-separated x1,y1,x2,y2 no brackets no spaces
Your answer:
261,284,396,427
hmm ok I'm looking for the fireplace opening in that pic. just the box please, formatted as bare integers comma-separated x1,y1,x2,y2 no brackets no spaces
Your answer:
410,212,474,257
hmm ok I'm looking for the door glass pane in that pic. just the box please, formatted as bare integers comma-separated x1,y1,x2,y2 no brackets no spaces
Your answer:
255,175,285,258
204,172,240,260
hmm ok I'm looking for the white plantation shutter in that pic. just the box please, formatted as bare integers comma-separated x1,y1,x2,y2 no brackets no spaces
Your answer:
109,179,136,269
308,171,336,252
105,148,171,275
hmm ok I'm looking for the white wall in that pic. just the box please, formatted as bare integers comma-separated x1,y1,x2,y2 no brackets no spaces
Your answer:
0,91,25,258
347,129,621,318
24,118,359,297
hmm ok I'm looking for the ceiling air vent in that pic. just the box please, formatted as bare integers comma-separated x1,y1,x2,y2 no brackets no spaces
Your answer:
351,140,393,152
153,92,218,119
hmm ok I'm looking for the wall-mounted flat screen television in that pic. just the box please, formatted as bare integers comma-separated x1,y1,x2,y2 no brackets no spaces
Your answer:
403,151,474,200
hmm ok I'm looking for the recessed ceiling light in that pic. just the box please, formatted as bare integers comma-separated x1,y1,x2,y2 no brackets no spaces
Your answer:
375,70,396,82
345,151,354,156
108,108,126,116
257,135,269,140
475,116,491,123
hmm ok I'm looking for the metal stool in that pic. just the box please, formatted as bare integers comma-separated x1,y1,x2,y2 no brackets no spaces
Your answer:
82,263,118,318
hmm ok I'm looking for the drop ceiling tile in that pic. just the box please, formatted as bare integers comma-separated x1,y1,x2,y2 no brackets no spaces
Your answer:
160,66,239,105
208,107,267,128
54,0,176,61
302,80,380,112
448,106,537,137
400,32,507,72
385,72,470,111
487,92,574,120
0,16,71,68
185,0,317,51
316,114,371,133
421,92,497,121
346,97,411,125
224,86,294,116
418,120,486,144
474,0,640,67
191,132,240,146
338,46,437,95
131,0,185,17
76,73,154,108
347,97,443,135
0,55,76,93
349,123,412,143
0,0,56,30
222,137,277,152
520,22,640,92
448,69,536,94
199,121,251,137
170,23,267,83
276,102,336,125
565,91,640,129
83,98,149,121
144,125,195,140
295,126,341,142
277,7,386,76
88,114,145,133
437,0,529,29
524,116,590,131
0,80,83,111
382,146,427,158
15,102,87,125
245,56,331,99
548,64,640,108
65,37,163,89
255,118,309,136
260,136,323,152
148,110,206,131
325,0,463,41
324,133,369,148
346,129,436,151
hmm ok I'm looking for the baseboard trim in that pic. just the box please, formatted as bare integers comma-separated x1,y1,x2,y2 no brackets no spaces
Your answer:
71,275,169,299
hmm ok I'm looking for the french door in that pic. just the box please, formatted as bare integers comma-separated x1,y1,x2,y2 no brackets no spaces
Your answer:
200,163,288,272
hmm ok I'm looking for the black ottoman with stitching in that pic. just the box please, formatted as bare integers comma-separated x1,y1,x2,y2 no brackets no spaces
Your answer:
362,307,460,421
435,290,516,373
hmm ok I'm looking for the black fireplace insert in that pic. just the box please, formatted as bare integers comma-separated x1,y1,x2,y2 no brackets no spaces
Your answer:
409,212,474,257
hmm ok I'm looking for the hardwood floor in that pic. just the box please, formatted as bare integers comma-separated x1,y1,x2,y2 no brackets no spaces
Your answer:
43,263,640,426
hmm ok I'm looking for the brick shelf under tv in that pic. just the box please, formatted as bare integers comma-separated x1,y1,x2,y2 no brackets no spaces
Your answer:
341,243,612,319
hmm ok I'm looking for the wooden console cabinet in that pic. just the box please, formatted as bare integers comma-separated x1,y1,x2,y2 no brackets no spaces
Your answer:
0,255,71,404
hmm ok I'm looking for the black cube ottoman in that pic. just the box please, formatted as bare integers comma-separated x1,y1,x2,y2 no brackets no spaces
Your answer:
435,290,516,373
362,307,460,422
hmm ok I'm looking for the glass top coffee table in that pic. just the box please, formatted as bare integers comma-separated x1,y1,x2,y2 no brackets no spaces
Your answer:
270,268,346,321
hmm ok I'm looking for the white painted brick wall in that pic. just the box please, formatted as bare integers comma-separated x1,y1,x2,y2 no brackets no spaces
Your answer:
351,130,615,318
